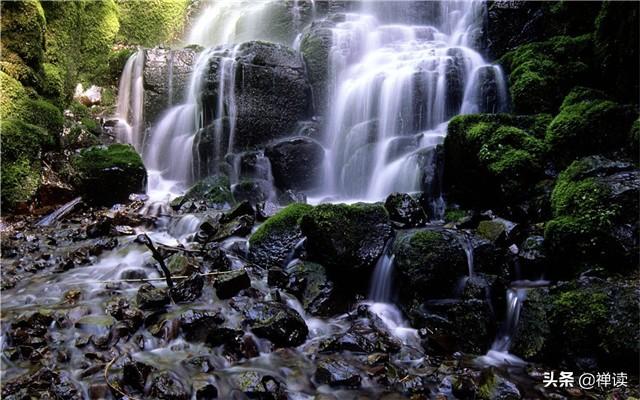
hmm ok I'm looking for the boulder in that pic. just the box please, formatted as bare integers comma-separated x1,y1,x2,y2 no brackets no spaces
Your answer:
200,41,312,151
143,47,198,127
265,136,324,191
243,301,308,347
179,309,226,343
392,228,468,302
149,371,190,400
172,175,233,210
300,203,393,282
214,269,251,299
314,357,362,389
231,179,274,206
72,144,146,206
136,283,170,310
170,273,204,303
299,20,334,113
285,260,344,317
384,192,427,227
249,203,313,269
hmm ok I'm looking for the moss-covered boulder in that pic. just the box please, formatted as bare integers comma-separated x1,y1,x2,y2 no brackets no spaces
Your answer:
171,175,234,210
1,158,41,212
299,20,334,113
116,0,189,47
392,228,467,302
545,88,637,165
0,0,46,79
444,113,550,210
249,203,313,269
544,155,639,276
73,144,146,206
384,192,427,227
500,35,594,114
299,203,393,282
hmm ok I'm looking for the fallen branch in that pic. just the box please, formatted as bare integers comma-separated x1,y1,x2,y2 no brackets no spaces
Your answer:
104,355,140,400
139,234,174,289
66,270,240,285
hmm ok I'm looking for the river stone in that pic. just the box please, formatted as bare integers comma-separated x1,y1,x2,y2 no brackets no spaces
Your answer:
229,370,286,399
149,371,190,400
200,41,312,152
212,214,254,242
214,269,251,299
170,273,204,303
315,357,362,388
265,136,324,191
136,283,170,310
244,301,308,347
231,180,273,206
143,47,198,127
179,309,226,343
300,203,393,282
384,192,427,227
392,228,468,301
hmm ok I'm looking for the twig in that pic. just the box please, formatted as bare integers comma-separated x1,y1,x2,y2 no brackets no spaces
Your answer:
65,270,240,285
104,355,140,400
139,234,174,288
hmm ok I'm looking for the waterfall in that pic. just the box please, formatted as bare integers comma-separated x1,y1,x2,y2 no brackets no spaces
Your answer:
320,1,508,201
115,50,144,150
368,252,395,302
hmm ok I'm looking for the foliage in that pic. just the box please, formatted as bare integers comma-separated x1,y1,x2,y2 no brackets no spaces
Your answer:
250,203,313,246
1,158,41,209
116,0,190,47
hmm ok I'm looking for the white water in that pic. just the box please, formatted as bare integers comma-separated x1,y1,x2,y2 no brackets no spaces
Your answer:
320,1,508,202
115,50,145,150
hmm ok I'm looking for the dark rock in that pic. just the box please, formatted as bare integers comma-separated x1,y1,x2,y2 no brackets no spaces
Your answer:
9,312,53,352
277,189,307,205
136,283,170,310
72,144,147,206
320,312,401,354
178,175,234,209
476,217,520,245
384,192,427,227
231,180,273,206
244,301,308,347
121,359,157,393
179,309,225,342
221,200,255,223
299,20,334,113
300,203,393,282
249,203,312,269
170,273,204,302
212,214,254,242
229,370,286,399
477,369,520,400
518,235,546,278
393,228,468,302
195,383,218,400
315,357,362,388
265,136,324,191
105,296,144,332
256,200,278,221
214,269,251,299
149,371,190,400
285,260,343,317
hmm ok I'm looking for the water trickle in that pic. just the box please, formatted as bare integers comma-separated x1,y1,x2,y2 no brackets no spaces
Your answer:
368,252,396,302
115,50,145,150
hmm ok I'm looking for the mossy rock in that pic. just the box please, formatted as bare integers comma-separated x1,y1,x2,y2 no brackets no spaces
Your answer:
0,0,46,69
249,203,313,269
22,98,64,139
300,203,393,282
116,0,189,47
546,90,636,166
0,71,28,120
1,158,41,211
545,156,638,275
73,144,146,206
500,35,594,114
41,62,67,106
1,119,52,164
392,228,467,301
444,113,549,209
180,175,234,207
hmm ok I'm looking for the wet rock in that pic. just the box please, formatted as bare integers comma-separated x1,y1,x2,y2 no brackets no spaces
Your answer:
249,203,312,269
231,180,273,206
114,225,135,235
136,283,170,310
2,368,81,399
315,357,362,388
477,217,520,245
265,136,324,191
179,309,226,342
285,261,343,317
72,144,147,206
518,235,546,277
176,175,234,209
256,200,278,221
170,273,204,302
477,369,520,400
204,246,231,271
120,268,148,280
9,312,53,352
214,269,251,299
300,203,393,282
230,370,286,399
393,228,468,301
201,41,312,151
299,20,334,113
105,296,144,332
75,315,116,332
320,315,401,354
212,214,254,242
244,301,308,347
121,359,157,393
149,371,190,400
195,383,218,400
384,192,427,227
277,189,307,205
74,84,102,106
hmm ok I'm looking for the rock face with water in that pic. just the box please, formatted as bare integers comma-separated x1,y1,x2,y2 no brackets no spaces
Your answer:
201,41,312,151
265,136,324,191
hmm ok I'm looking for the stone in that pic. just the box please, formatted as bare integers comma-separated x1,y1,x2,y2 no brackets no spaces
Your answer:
244,301,308,347
384,192,427,227
170,273,204,303
214,269,250,299
315,357,362,388
136,283,170,310
265,136,324,191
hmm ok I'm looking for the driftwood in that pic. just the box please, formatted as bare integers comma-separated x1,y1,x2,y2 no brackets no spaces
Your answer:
66,270,240,286
138,234,174,288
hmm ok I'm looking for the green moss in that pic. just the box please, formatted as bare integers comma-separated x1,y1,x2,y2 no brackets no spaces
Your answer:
0,0,46,68
545,97,633,164
41,62,66,105
500,35,594,114
22,98,64,138
250,203,313,246
0,50,41,88
74,143,143,172
107,48,134,83
0,119,51,163
0,72,28,120
444,209,467,223
116,0,189,47
560,86,608,109
1,158,41,209
183,175,234,206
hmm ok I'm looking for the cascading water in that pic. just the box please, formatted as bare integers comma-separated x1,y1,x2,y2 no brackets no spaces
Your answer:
320,1,508,202
115,50,145,150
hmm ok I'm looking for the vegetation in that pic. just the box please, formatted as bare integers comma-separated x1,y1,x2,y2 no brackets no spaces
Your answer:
116,0,190,47
250,203,313,246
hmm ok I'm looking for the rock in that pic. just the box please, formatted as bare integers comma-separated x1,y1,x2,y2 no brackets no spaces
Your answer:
214,269,250,299
179,309,225,342
105,296,143,332
229,370,286,399
320,311,401,354
170,273,204,302
393,228,468,302
517,235,546,278
244,301,308,347
299,20,334,113
300,203,393,282
195,383,218,400
136,283,170,310
477,218,520,245
477,369,520,400
249,203,313,269
220,200,254,223
73,84,102,106
384,192,427,227
315,357,362,388
9,312,53,351
212,214,254,242
177,175,233,209
285,260,343,317
75,315,116,332
72,144,147,206
265,136,324,191
200,41,312,152
121,359,157,393
231,179,273,206
143,47,198,127
149,371,190,400
256,200,278,221
278,189,307,205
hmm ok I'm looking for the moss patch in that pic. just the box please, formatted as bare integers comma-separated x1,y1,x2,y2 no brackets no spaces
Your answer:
1,158,41,210
250,203,313,246
116,0,189,47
